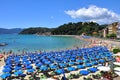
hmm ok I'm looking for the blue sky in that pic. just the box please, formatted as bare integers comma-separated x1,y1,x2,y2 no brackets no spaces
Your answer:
0,0,120,29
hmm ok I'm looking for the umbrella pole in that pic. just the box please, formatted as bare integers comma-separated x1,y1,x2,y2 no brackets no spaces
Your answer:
109,59,114,78
62,68,66,80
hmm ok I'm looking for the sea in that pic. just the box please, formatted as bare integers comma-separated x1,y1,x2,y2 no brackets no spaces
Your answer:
0,34,88,54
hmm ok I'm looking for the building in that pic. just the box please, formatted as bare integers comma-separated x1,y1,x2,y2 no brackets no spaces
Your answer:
102,28,108,38
102,22,120,38
108,22,118,34
116,22,120,38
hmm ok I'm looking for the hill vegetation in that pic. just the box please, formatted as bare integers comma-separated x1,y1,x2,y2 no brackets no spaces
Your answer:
52,22,106,35
20,27,54,34
19,22,106,36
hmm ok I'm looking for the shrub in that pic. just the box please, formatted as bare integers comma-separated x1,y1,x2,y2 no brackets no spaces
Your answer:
113,48,120,53
107,33,116,38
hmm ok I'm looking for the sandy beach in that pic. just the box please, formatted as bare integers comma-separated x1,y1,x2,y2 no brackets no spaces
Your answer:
75,35,120,51
0,35,120,80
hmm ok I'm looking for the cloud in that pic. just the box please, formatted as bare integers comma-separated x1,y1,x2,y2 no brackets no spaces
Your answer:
65,5,120,24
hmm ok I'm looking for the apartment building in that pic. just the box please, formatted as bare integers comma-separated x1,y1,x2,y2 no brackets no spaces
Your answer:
103,22,120,38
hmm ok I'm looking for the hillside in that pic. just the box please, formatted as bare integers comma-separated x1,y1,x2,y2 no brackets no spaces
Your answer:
19,27,54,34
51,22,106,35
0,28,22,34
19,22,106,36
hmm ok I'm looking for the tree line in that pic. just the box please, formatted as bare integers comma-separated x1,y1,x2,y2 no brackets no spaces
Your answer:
20,22,106,36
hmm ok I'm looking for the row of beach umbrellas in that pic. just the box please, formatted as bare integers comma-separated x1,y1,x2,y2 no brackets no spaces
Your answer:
0,46,113,79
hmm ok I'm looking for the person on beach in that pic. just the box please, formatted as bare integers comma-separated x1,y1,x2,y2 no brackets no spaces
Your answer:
61,76,68,80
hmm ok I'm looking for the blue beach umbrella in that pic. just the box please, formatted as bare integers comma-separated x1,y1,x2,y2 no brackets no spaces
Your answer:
70,58,75,61
35,60,40,64
14,66,22,70
67,67,76,71
85,63,92,67
0,73,10,79
68,62,74,65
40,66,48,71
62,59,68,63
27,69,35,73
99,59,105,63
80,70,89,75
1,74,7,79
90,58,95,61
22,61,31,65
4,65,11,69
50,58,55,62
59,63,67,68
26,65,32,69
88,67,98,73
14,70,23,76
2,68,11,73
92,61,98,65
84,59,89,63
36,63,42,67
77,65,85,69
6,60,12,65
44,61,51,65
15,60,20,64
50,65,57,69
76,59,83,63
55,69,64,74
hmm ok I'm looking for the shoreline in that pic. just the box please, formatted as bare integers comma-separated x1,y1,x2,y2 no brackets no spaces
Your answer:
0,35,87,54
0,35,89,68
0,35,119,66
50,35,118,50
0,35,120,80
1,34,119,55
75,35,120,51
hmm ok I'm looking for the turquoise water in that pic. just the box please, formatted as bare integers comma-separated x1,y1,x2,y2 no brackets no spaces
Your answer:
0,34,87,53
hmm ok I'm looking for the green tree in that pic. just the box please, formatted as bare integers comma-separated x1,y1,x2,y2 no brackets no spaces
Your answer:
107,33,116,38
20,22,106,36
113,48,120,54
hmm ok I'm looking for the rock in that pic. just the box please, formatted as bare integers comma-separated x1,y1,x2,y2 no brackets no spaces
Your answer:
0,43,8,46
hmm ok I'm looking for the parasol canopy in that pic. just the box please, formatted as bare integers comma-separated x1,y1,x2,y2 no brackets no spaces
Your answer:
97,66,110,71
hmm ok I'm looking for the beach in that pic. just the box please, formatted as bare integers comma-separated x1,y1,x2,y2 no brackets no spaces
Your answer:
75,35,120,51
0,35,120,80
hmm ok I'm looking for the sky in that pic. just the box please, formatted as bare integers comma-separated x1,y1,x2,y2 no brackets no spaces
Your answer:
0,0,120,29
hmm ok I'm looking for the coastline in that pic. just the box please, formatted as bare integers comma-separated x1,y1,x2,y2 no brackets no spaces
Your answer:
0,35,120,80
0,35,83,54
1,34,119,55
51,35,113,49
1,34,119,56
0,35,86,62
76,35,120,51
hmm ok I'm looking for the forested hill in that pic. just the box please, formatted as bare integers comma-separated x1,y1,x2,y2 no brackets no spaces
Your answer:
19,27,54,34
19,22,106,35
51,22,106,35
